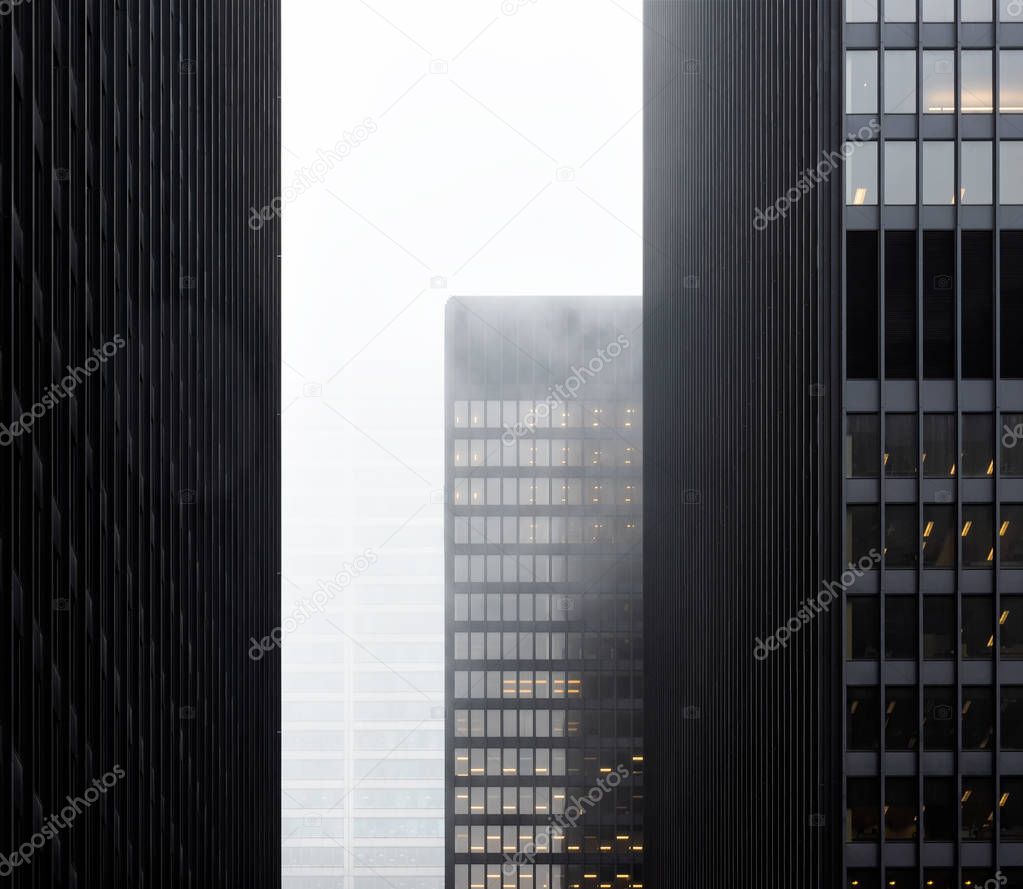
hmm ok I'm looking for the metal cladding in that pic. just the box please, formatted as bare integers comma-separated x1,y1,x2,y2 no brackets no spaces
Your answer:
1,2,281,885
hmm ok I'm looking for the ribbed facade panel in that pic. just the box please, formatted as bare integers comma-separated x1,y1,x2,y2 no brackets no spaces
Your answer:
1,2,281,886
643,0,839,886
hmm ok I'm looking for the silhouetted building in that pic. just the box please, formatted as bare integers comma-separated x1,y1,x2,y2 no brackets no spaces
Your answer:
0,3,280,886
645,0,1023,887
445,297,644,889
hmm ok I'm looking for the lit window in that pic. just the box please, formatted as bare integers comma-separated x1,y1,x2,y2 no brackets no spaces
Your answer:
922,51,956,113
847,0,880,20
960,141,993,205
962,51,993,112
846,141,879,205
1001,143,1023,204
885,51,917,113
962,0,993,19
886,0,917,18
884,142,916,205
923,0,954,19
1001,51,1023,112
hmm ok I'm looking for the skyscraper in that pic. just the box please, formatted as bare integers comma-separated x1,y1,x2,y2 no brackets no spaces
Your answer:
645,0,1023,887
1,3,280,885
445,297,644,889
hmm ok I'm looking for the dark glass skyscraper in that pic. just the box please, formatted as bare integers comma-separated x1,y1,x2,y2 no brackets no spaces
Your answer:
645,0,1023,887
1,2,280,885
445,298,643,889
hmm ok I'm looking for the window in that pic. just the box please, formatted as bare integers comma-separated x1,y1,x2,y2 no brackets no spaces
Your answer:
962,596,994,658
923,871,957,889
923,414,956,476
961,141,993,205
924,778,956,841
848,505,880,563
848,232,879,378
847,414,880,477
848,778,880,840
922,142,955,205
848,686,880,750
886,778,917,840
924,233,956,377
1004,778,1023,841
886,506,919,567
962,234,994,378
961,415,994,475
847,51,879,114
884,143,917,205
963,0,993,18
962,504,994,567
1001,51,1023,112
961,776,995,840
1003,413,1023,475
1003,596,1023,658
886,686,918,749
1002,143,1023,204
1002,686,1023,749
962,51,994,112
886,0,916,17
924,0,955,17
847,598,880,660
848,870,881,889
885,51,917,113
886,596,918,658
1003,505,1023,566
923,505,956,567
886,232,917,375
1004,232,1023,378
1002,0,1023,19
885,414,917,475
848,0,880,19
847,141,878,205
963,685,995,749
924,686,955,749
923,51,956,113
923,596,955,658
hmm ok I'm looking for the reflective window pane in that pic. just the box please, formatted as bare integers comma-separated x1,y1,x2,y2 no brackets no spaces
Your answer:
884,142,917,204
923,505,956,568
924,414,956,476
885,414,917,476
1002,51,1023,112
847,597,880,660
923,596,955,659
923,51,956,113
962,0,993,19
963,686,995,749
1005,597,1023,658
1002,504,1023,566
848,686,880,750
847,51,879,114
962,414,994,477
848,505,881,562
924,686,956,749
848,0,880,19
886,505,919,567
885,51,917,113
847,414,880,477
924,0,955,18
924,779,956,841
1002,686,1023,749
962,51,994,112
1003,413,1023,476
962,596,994,658
886,0,917,17
961,141,993,205
847,141,879,205
1002,0,1023,20
1001,142,1023,204
923,142,955,204
885,596,917,658
886,686,918,749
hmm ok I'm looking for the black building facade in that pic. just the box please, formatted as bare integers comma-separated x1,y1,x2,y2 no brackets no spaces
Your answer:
1,2,280,886
445,298,643,889
646,0,1023,887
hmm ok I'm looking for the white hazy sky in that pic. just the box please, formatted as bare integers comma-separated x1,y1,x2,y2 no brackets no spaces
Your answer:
280,0,641,884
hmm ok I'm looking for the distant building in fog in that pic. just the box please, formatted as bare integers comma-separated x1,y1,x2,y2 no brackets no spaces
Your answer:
444,297,644,889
